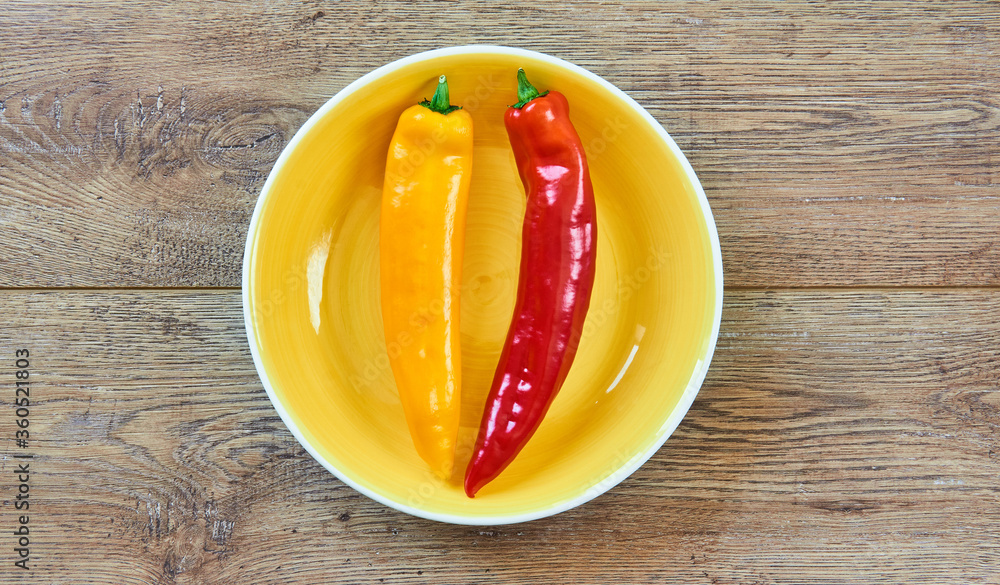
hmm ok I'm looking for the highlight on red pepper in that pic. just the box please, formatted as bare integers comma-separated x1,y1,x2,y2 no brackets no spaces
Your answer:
464,68,598,497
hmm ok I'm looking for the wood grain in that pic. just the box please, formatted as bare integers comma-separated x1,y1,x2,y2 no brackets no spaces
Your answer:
0,1,998,287
2,289,998,584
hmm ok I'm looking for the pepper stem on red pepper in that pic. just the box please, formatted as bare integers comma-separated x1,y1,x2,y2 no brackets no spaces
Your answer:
512,68,550,109
420,75,462,115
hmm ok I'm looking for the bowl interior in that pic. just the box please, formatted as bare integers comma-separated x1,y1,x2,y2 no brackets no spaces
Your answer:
245,49,719,522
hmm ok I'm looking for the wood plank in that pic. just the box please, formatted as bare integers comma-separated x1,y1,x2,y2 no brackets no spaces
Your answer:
1,289,998,583
1,1,998,287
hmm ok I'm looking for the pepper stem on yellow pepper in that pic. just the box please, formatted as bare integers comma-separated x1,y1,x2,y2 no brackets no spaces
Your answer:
420,75,461,115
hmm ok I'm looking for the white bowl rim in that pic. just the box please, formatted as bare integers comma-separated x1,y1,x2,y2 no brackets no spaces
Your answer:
242,45,724,525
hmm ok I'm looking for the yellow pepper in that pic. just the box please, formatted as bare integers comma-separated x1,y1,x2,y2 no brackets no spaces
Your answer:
380,76,472,479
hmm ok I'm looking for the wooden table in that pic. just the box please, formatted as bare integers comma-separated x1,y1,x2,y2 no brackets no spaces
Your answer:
2,2,998,583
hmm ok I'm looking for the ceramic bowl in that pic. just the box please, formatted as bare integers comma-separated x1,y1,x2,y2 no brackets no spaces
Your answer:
243,46,722,524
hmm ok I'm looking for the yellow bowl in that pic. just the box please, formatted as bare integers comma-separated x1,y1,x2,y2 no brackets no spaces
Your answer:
243,46,722,524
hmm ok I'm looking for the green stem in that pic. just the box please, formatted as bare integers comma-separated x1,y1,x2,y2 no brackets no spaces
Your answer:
420,75,461,115
512,68,549,109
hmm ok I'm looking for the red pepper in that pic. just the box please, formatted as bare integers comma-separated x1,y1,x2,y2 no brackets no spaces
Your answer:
464,69,598,497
